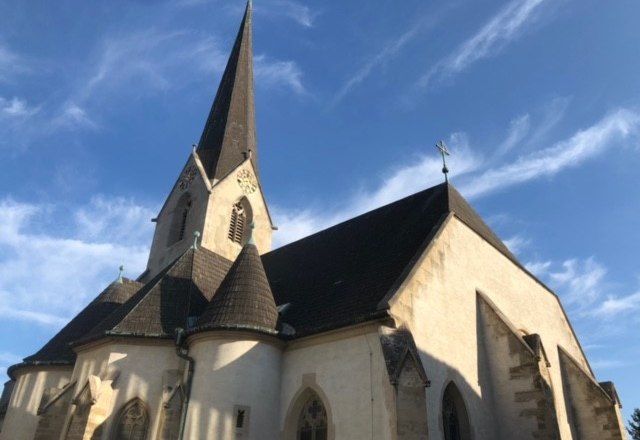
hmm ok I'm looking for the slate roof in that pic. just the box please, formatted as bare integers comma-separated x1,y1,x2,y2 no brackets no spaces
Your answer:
19,278,143,366
80,247,232,342
263,182,517,338
14,182,516,373
196,1,258,181
193,242,278,334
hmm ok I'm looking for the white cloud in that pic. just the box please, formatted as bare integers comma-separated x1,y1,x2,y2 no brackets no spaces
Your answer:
264,0,319,28
524,260,552,277
333,23,422,104
0,43,30,82
420,0,548,88
0,97,38,118
272,133,480,247
79,30,227,103
0,351,21,365
503,234,530,255
460,109,640,198
494,114,530,158
593,292,640,318
255,55,306,95
52,103,96,129
0,197,154,326
548,257,607,306
590,359,627,369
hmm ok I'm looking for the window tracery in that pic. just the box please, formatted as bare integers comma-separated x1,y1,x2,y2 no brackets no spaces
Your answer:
113,398,149,440
297,395,327,440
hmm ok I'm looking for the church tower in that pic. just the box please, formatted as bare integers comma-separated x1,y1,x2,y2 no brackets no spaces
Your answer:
144,1,272,281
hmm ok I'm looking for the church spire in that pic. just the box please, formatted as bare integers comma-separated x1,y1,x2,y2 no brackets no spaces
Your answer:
196,1,257,181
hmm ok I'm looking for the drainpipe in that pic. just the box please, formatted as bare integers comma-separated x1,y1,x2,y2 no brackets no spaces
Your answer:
174,327,194,440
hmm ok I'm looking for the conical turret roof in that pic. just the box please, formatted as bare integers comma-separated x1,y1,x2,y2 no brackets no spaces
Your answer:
196,1,258,181
20,278,143,365
194,241,278,334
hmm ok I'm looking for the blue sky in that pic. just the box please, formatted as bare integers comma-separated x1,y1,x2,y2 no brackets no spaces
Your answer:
1,0,639,419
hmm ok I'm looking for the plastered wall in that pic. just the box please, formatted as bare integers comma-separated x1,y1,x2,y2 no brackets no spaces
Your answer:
185,332,282,440
145,156,272,281
0,367,72,440
388,216,595,440
280,327,395,440
63,340,179,440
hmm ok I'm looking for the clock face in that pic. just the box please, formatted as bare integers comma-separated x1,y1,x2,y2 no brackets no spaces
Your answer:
237,169,257,195
178,165,198,191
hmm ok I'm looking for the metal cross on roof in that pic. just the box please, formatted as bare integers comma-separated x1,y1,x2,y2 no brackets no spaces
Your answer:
435,140,450,183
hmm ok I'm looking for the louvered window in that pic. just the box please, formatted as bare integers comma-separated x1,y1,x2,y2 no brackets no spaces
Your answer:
228,197,252,245
167,193,192,246
228,203,246,244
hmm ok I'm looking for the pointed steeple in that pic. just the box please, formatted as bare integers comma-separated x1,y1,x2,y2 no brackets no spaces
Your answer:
196,1,257,181
194,239,278,334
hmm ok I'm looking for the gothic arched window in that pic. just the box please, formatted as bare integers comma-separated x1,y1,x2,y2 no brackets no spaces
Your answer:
297,394,327,440
228,197,253,245
167,193,192,246
112,398,149,440
442,382,471,440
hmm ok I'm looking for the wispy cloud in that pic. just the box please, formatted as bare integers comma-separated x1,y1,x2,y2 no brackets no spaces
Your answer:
333,24,422,104
419,0,549,89
593,292,640,318
590,359,627,369
272,106,640,247
0,42,31,82
259,0,319,28
548,257,608,306
460,109,640,198
504,234,530,255
333,7,451,104
494,114,530,158
272,133,480,246
255,55,306,95
0,97,38,118
0,197,154,326
79,30,227,103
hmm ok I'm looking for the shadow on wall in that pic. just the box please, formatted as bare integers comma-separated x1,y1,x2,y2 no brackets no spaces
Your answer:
417,348,484,440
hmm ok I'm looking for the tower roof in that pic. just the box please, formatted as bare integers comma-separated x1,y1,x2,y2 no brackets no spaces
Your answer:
194,241,278,334
263,183,519,338
77,247,233,344
196,1,257,181
9,278,142,374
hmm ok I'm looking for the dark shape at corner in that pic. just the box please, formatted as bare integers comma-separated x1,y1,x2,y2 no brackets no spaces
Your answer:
196,1,257,181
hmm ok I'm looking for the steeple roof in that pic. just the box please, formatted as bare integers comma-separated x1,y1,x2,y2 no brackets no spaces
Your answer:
194,241,278,334
196,1,257,181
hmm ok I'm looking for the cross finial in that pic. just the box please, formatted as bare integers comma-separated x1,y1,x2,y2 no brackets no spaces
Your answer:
116,265,124,284
192,231,201,250
435,140,450,183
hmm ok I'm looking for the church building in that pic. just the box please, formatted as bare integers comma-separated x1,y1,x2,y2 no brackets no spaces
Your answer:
0,3,627,439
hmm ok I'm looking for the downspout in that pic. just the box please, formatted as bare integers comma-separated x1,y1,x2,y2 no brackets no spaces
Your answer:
175,327,194,440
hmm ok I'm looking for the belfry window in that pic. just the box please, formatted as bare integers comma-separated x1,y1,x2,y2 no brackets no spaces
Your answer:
442,382,471,440
167,193,192,246
112,398,149,440
228,197,253,245
297,395,327,440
